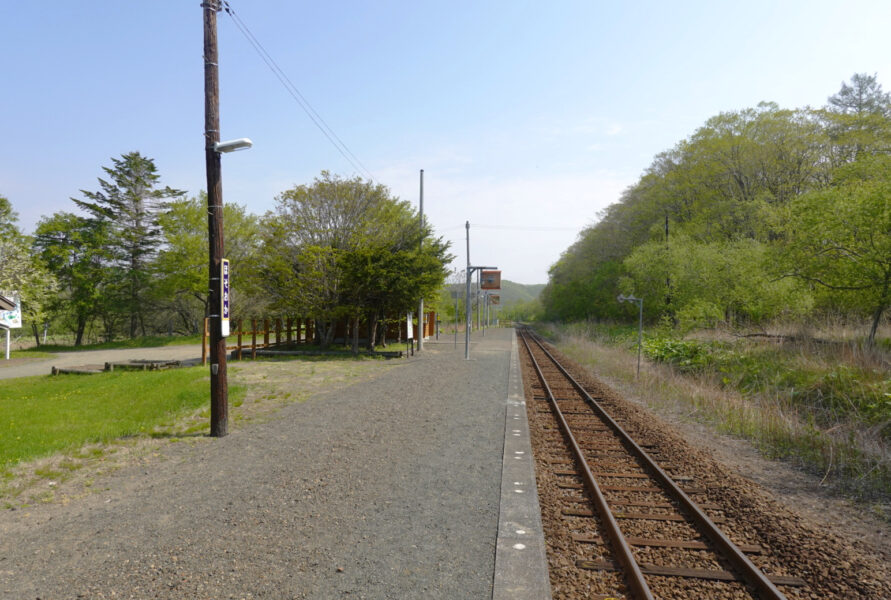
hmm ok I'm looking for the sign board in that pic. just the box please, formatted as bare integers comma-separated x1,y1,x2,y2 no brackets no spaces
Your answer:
221,259,230,337
0,293,22,329
480,270,501,290
488,294,500,305
406,312,414,338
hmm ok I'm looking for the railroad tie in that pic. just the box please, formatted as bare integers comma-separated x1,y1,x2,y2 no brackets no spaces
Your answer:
572,534,763,554
576,560,806,586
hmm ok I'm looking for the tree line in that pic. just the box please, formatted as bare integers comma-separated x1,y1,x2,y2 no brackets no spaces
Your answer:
541,73,891,345
1,164,451,349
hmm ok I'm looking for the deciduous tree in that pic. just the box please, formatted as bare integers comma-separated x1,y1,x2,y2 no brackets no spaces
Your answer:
777,155,891,345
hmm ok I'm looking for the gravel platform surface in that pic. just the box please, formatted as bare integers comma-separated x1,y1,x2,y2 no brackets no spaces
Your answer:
0,330,513,599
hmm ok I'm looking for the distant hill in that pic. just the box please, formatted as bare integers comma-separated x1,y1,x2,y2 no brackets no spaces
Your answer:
497,280,545,306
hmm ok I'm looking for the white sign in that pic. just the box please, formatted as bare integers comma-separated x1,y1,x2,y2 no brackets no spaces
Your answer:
221,259,230,337
406,312,414,339
0,294,21,329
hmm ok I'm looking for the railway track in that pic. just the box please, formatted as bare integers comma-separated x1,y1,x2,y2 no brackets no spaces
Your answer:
517,327,808,599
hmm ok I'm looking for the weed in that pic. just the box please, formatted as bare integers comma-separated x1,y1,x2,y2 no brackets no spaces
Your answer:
34,468,64,480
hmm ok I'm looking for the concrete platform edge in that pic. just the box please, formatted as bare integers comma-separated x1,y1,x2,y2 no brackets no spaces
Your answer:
492,329,552,599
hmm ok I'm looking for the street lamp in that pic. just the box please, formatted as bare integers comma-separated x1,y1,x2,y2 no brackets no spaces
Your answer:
617,293,644,378
214,138,253,153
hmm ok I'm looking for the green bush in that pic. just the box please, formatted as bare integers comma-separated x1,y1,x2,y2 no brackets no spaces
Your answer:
642,337,713,371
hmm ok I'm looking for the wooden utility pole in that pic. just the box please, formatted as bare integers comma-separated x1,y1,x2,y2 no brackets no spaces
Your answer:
204,0,228,437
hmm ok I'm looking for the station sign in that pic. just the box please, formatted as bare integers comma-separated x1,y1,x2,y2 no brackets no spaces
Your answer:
221,259,230,337
480,270,501,290
488,294,500,305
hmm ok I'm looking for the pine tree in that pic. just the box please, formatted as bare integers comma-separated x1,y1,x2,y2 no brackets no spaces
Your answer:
73,152,184,338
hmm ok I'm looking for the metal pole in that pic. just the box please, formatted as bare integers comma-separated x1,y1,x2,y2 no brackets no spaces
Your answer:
637,298,643,378
418,169,424,352
476,270,481,331
483,291,488,336
204,0,228,437
454,296,458,348
486,292,490,327
465,222,471,360
3,327,9,361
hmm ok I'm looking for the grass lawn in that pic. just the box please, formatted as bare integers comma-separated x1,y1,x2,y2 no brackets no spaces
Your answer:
0,367,238,470
18,334,203,354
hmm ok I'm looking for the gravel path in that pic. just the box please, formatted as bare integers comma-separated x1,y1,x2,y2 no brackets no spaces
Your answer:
0,345,204,379
0,331,513,599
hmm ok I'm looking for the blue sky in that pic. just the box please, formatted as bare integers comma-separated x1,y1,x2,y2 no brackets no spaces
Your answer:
2,1,890,284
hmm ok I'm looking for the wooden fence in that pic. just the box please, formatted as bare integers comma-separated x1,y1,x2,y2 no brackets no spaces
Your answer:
202,317,314,364
202,312,437,364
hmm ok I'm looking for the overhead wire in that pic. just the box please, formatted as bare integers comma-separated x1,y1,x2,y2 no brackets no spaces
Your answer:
220,1,376,182
471,224,580,232
435,224,580,233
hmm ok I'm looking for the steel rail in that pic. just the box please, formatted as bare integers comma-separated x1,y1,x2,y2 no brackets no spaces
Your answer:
524,328,789,600
519,329,655,600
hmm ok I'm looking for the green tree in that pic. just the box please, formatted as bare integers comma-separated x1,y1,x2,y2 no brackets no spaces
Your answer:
623,234,811,329
154,194,260,333
0,195,19,239
822,73,891,166
73,152,185,338
827,73,891,118
254,172,451,350
0,196,58,345
33,212,110,345
777,155,891,345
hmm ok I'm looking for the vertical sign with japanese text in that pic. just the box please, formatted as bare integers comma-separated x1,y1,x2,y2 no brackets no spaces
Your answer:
221,259,230,337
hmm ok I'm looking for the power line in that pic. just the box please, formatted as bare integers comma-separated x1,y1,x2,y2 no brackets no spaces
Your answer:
220,2,376,182
470,224,581,232
436,224,580,233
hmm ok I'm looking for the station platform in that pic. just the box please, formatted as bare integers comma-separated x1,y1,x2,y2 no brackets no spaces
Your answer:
0,328,550,599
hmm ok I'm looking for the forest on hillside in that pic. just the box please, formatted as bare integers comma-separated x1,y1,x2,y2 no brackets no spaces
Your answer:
542,73,891,345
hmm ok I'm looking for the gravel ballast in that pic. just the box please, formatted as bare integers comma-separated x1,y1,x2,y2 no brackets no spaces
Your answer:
0,331,514,599
522,335,891,599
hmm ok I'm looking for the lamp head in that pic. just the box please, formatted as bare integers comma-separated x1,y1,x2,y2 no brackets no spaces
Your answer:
214,138,253,153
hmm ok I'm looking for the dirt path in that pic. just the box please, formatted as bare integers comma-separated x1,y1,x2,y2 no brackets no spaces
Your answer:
0,344,204,379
